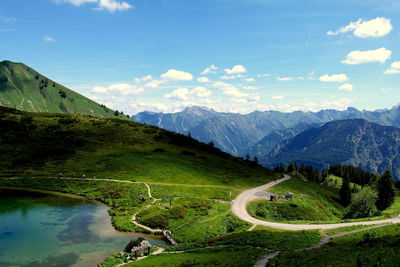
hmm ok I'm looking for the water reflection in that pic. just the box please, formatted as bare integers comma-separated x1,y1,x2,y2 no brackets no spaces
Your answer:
0,188,165,267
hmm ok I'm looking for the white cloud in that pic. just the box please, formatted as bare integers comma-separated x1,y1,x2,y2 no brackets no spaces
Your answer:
197,77,210,83
201,64,218,75
53,0,132,12
164,86,213,101
341,48,392,65
92,83,144,95
164,87,190,101
220,74,244,80
190,86,213,98
257,73,271,78
277,77,295,81
327,17,393,38
224,65,247,75
212,81,259,103
244,78,255,82
338,83,354,92
272,95,284,100
319,74,349,82
96,0,133,12
381,87,393,92
53,0,97,6
385,61,400,74
43,36,56,42
161,69,193,81
134,75,152,83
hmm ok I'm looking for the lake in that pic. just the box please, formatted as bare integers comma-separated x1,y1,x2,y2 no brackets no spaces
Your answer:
0,188,165,267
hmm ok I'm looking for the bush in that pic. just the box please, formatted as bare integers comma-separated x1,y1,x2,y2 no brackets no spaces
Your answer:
153,148,165,153
344,187,379,219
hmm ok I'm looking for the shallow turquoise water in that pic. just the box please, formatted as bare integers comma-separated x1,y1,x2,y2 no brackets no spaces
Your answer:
0,189,165,267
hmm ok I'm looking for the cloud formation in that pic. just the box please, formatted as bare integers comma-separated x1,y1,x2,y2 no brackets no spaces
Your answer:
53,0,132,12
341,48,391,65
164,86,213,101
327,17,393,38
338,83,354,92
319,74,348,82
224,65,247,75
385,61,400,74
201,64,218,75
161,69,193,81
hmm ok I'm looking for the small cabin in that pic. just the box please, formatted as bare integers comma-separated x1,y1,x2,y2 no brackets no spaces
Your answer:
131,240,152,258
270,193,281,201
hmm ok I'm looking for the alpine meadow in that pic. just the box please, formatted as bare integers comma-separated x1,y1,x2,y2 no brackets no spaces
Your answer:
1,0,400,267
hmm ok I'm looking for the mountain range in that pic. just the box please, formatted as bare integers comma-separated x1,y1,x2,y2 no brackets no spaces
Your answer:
132,105,400,157
268,119,400,179
0,60,127,119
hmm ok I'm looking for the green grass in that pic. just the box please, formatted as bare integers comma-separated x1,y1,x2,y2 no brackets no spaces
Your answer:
268,224,400,267
127,246,267,267
170,228,321,252
0,60,127,119
248,176,344,223
325,174,361,190
0,106,278,189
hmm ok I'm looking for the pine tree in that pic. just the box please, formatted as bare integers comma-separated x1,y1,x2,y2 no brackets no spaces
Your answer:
376,170,395,211
340,175,352,207
253,156,258,165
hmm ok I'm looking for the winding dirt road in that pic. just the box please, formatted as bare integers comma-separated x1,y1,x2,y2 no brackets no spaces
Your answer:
232,174,400,230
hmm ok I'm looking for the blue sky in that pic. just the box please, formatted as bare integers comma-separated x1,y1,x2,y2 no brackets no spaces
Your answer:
1,0,400,114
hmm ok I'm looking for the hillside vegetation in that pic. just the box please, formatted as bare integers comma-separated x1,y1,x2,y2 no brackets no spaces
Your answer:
0,106,280,247
268,224,400,266
0,106,278,188
0,60,127,119
249,175,344,223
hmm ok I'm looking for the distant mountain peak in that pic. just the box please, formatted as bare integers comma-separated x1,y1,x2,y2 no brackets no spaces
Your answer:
182,106,216,115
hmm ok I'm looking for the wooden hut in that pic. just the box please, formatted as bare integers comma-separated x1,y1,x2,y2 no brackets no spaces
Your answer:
131,240,152,258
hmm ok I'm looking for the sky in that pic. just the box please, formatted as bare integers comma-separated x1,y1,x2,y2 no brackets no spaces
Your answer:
1,0,400,115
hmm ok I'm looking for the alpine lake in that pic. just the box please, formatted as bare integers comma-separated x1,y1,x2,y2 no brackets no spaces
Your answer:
0,188,165,267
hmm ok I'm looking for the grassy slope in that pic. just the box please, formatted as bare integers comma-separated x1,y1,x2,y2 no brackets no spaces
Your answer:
0,107,278,187
125,229,320,267
248,175,344,223
0,107,280,246
268,224,400,267
0,60,127,119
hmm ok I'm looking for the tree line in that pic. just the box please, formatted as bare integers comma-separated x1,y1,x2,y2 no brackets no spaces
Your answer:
274,162,397,218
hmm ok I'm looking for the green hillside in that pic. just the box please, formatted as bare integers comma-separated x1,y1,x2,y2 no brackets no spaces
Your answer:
249,175,345,223
0,60,127,119
0,106,280,244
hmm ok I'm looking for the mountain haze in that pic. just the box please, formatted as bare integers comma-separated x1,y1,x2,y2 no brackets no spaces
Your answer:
0,60,126,119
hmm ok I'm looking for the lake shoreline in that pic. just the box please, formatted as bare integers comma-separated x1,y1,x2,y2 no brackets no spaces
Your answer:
0,185,165,242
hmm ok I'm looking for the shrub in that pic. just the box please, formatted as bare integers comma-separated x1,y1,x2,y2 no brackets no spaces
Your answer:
153,148,165,153
344,187,378,219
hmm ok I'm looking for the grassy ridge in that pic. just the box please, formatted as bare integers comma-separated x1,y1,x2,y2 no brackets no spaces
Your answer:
248,176,344,222
0,106,278,188
268,224,400,266
0,60,127,119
